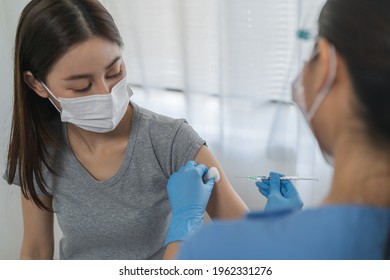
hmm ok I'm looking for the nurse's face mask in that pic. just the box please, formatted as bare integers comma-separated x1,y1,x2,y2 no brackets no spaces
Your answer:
41,75,133,133
292,38,337,166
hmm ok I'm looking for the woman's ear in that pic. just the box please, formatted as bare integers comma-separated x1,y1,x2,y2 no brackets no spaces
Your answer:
23,71,49,98
316,38,350,99
313,38,332,93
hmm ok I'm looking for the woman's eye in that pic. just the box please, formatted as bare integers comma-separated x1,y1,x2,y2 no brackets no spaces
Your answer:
73,83,92,93
107,70,122,79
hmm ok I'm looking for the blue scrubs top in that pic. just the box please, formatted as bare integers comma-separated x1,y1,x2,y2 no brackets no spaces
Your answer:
177,206,390,260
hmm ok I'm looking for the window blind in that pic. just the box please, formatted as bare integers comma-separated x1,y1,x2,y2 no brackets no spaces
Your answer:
102,0,317,99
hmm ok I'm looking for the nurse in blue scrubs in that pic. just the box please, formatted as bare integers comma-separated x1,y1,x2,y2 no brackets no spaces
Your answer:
163,0,390,260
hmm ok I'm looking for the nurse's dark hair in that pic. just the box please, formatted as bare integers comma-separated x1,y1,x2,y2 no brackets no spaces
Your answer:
318,0,390,259
318,0,390,147
7,0,123,211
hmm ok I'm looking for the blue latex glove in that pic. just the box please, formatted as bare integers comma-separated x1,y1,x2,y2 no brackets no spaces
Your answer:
256,172,303,212
165,160,215,247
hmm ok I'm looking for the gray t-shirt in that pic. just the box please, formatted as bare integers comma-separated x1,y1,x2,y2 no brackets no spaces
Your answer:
4,101,205,259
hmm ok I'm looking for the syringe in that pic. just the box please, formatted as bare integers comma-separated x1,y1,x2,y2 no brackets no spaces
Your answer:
236,176,318,182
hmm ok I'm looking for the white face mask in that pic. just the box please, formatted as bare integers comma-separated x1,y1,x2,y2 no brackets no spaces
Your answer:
292,44,337,166
41,75,133,133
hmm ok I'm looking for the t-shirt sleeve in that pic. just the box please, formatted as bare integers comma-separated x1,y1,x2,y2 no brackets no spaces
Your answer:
3,168,21,186
2,168,46,197
149,116,206,178
170,121,206,173
2,119,63,195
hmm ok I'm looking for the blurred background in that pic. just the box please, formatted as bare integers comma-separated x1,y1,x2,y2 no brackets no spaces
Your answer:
0,0,331,259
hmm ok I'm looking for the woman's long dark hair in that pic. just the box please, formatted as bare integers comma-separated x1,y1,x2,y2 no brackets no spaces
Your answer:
319,0,390,146
7,0,123,211
318,0,390,259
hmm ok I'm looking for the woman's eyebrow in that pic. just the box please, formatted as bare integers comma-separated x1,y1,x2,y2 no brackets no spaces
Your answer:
63,56,122,81
105,56,121,70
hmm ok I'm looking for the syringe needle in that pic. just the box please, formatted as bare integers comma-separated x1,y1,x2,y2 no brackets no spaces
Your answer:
236,176,318,182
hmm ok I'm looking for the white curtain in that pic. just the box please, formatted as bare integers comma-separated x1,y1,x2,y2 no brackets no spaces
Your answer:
103,0,299,98
103,0,332,206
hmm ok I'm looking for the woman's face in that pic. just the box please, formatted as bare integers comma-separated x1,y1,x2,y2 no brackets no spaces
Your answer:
44,36,126,100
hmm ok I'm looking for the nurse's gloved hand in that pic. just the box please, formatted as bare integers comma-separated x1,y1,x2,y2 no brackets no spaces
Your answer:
256,172,303,212
165,160,215,248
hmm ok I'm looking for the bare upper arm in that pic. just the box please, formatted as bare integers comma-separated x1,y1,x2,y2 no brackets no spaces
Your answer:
194,145,249,219
20,194,54,259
